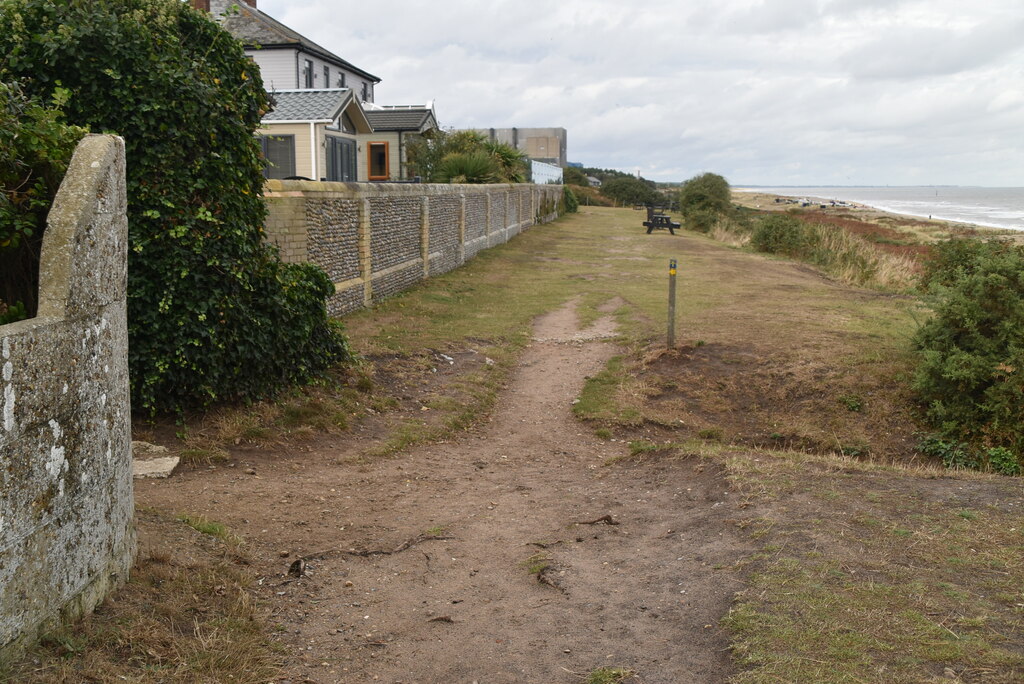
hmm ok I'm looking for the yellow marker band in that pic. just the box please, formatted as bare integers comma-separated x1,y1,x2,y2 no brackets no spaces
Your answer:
669,269,677,276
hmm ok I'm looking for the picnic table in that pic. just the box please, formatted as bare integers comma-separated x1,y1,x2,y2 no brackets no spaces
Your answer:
643,205,680,235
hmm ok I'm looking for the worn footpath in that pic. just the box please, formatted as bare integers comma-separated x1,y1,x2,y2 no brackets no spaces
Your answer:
137,299,754,683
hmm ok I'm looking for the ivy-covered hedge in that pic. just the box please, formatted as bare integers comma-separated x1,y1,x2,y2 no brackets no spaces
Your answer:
0,82,86,319
0,0,351,412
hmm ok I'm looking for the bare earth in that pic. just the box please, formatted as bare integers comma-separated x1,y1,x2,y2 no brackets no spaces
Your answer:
137,299,754,683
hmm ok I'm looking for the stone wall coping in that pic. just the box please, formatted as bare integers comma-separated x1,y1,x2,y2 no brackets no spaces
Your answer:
265,179,561,199
36,135,125,320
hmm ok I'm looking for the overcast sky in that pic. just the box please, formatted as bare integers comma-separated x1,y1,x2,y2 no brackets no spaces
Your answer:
259,0,1023,185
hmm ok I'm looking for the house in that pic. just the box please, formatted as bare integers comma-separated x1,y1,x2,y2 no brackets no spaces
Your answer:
196,0,380,103
259,89,372,181
360,104,439,181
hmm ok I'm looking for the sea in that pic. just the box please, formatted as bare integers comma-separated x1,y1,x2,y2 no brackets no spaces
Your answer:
737,186,1024,231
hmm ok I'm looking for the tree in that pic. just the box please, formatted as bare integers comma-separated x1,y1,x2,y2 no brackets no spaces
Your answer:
679,172,731,215
562,166,589,186
600,176,660,206
0,0,351,413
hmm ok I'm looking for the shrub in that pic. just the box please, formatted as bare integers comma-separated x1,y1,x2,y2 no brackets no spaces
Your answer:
406,130,526,183
684,208,720,234
0,81,86,319
913,239,1024,472
751,214,810,254
0,0,351,413
919,238,1009,290
563,186,579,213
435,151,500,184
679,172,731,215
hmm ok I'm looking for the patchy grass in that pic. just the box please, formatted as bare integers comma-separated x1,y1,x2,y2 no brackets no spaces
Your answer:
176,513,243,548
586,667,636,684
1,511,279,683
721,449,1024,683
522,552,552,577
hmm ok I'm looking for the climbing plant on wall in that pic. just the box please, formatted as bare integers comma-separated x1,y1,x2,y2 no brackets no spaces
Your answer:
0,0,351,412
0,81,86,321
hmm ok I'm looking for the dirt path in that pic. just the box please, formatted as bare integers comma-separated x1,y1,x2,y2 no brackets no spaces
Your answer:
137,299,754,683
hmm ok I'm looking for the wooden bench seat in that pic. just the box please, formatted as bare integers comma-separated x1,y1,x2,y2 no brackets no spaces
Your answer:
643,205,680,235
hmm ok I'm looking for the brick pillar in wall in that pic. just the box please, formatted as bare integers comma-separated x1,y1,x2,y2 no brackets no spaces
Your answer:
507,189,516,235
485,191,493,247
458,194,466,265
358,198,372,307
420,196,430,278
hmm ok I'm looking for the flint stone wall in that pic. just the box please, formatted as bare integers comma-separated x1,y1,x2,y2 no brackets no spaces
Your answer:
0,135,135,659
264,181,563,316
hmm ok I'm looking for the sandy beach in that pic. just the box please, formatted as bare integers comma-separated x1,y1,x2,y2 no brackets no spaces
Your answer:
732,189,1018,243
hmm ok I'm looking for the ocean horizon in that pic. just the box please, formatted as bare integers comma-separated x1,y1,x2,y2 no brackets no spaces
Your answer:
736,186,1024,231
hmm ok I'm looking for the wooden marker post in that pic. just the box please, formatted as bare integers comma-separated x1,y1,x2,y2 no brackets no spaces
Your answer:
668,258,677,348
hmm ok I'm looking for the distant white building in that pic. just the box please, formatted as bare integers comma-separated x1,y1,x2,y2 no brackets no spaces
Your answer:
531,160,563,184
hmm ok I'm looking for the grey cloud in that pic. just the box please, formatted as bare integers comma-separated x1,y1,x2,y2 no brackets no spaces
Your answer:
259,0,1024,185
840,18,1024,80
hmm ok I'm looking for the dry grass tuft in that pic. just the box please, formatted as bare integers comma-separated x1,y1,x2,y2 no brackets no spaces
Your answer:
3,511,279,683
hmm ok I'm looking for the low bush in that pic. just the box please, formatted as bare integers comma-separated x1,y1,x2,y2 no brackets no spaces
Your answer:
684,208,720,234
752,214,809,254
913,239,1024,473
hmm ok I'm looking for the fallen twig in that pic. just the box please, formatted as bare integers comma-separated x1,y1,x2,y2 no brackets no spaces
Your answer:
345,533,454,557
307,533,453,561
573,515,620,526
428,615,454,623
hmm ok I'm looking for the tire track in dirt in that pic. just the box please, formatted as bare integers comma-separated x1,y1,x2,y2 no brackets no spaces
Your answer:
137,298,754,683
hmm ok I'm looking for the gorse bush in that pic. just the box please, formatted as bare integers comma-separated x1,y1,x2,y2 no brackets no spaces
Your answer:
752,214,809,254
913,239,1024,474
0,81,86,318
684,208,720,234
0,0,351,413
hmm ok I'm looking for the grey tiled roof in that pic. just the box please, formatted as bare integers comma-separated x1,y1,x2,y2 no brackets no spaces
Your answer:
210,0,380,82
265,89,351,121
364,109,436,132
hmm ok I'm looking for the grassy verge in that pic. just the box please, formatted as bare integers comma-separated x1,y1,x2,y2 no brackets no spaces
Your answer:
1,510,279,683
